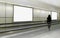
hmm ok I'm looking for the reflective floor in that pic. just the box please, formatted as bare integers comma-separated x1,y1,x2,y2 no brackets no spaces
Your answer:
0,24,60,38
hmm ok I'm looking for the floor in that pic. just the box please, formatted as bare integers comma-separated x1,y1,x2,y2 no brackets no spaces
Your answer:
0,24,60,38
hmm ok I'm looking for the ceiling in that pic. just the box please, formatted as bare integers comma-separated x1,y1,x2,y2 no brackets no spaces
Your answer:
0,0,60,7
38,0,60,7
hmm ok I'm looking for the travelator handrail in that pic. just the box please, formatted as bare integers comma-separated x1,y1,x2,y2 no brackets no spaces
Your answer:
0,20,59,25
0,21,45,25
0,20,59,27
0,21,45,27
0,22,47,28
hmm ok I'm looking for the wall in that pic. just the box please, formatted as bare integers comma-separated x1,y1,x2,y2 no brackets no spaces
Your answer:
0,3,13,23
5,4,13,23
57,11,60,21
0,0,60,21
33,9,51,21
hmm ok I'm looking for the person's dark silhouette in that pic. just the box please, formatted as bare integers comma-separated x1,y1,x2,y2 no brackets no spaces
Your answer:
47,15,51,31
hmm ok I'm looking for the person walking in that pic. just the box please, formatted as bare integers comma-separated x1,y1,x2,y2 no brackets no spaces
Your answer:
47,15,51,31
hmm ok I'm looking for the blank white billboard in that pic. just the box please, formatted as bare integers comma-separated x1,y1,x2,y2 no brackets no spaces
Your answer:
14,6,32,22
51,12,57,20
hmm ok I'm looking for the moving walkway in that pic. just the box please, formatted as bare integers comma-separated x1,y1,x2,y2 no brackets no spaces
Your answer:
0,21,60,33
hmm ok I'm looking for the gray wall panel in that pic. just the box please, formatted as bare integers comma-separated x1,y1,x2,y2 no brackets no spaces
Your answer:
0,3,13,23
0,3,5,17
0,18,5,23
6,18,13,23
6,4,13,17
